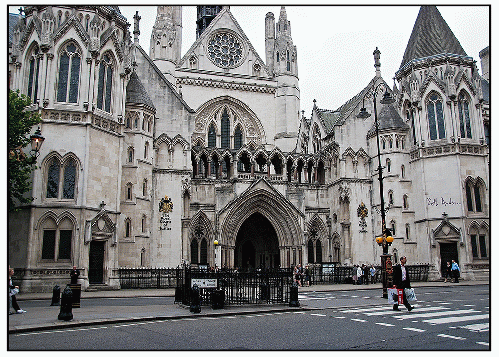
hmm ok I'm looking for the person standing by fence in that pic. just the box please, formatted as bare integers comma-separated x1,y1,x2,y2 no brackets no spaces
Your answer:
451,260,460,283
370,265,376,284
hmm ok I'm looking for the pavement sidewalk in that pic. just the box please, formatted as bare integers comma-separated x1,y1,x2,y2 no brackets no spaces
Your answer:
8,280,487,334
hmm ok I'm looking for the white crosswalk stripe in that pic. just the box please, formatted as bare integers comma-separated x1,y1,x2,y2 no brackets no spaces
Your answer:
393,309,478,320
460,323,489,332
365,306,446,316
423,314,489,325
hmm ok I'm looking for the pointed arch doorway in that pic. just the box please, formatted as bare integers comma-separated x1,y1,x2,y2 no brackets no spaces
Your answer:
235,212,280,270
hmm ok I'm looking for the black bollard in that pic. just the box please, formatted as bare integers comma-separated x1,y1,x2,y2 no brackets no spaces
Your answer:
50,285,60,306
190,284,201,313
58,286,74,321
289,282,300,307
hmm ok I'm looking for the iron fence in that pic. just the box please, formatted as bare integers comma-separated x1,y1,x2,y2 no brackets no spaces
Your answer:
117,268,180,289
175,268,294,306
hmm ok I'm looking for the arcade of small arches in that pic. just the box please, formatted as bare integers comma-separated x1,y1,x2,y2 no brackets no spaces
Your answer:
191,145,339,185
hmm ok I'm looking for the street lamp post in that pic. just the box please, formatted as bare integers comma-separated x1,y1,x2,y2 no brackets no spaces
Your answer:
357,79,395,298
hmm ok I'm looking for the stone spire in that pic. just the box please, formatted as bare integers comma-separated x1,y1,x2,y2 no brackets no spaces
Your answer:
373,47,381,77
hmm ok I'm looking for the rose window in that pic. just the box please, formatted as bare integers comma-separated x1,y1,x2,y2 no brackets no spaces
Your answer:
207,32,243,68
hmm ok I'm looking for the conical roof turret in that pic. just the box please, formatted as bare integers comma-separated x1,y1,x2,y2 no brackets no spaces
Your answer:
399,6,467,70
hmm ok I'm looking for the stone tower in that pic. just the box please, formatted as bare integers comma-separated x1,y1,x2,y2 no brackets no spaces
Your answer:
149,6,182,84
273,7,300,151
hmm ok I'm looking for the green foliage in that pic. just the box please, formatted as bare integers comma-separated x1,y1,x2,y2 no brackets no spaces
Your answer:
8,90,42,211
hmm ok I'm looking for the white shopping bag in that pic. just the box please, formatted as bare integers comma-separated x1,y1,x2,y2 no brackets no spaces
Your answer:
404,288,417,302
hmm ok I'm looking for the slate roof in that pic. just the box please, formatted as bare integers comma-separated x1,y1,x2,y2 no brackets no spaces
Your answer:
366,103,409,138
126,71,156,111
399,6,467,70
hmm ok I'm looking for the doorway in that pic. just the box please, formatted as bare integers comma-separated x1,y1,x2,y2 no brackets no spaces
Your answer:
235,212,280,270
89,240,105,284
439,242,458,277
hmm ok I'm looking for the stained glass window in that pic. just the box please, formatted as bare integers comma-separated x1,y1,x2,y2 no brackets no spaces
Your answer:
47,159,60,198
221,109,230,148
458,93,472,139
207,32,243,68
427,93,445,140
57,43,80,103
200,238,208,265
234,125,243,149
27,47,40,103
97,54,113,112
62,159,76,199
208,123,216,147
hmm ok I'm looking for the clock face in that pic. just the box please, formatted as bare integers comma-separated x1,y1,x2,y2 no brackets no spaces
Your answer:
207,32,244,68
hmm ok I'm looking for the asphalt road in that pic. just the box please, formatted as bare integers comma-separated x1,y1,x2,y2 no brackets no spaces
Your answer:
9,285,489,350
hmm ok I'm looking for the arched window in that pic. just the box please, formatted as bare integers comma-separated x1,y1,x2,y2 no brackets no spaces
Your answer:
46,158,60,198
208,123,216,148
27,45,41,104
41,217,73,261
190,239,198,264
234,125,243,149
141,215,147,233
390,220,396,236
125,218,131,238
315,240,322,264
466,179,484,212
386,159,391,173
97,54,113,112
126,183,133,200
427,92,445,140
62,158,76,199
458,92,472,139
401,165,405,178
128,147,134,163
200,238,208,265
144,141,149,159
405,224,410,240
403,194,409,210
142,179,147,197
46,156,77,199
307,239,314,263
470,224,488,259
57,42,81,103
286,50,290,71
388,190,394,205
221,108,230,149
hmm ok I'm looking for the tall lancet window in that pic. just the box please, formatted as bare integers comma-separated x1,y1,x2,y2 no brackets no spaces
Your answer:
27,45,41,104
97,54,113,112
221,108,230,149
234,125,243,150
458,92,472,139
208,123,216,148
57,42,81,103
427,92,445,140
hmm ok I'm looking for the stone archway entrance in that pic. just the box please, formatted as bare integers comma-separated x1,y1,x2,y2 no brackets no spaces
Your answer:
235,212,280,270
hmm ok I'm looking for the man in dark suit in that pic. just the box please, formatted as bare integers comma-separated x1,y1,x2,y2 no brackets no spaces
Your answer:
392,256,413,311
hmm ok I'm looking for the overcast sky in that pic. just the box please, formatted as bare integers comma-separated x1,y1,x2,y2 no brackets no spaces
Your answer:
118,5,489,116
7,4,490,116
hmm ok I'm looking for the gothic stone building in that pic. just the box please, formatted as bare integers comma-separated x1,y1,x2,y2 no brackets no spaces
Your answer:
8,6,489,291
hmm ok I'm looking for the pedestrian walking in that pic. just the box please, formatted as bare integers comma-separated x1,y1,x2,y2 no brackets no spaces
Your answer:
9,267,26,315
451,260,460,283
443,261,452,282
352,265,358,285
294,265,302,287
369,265,376,284
392,256,413,311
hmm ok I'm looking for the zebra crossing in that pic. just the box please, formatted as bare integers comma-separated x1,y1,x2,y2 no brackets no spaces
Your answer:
339,304,490,334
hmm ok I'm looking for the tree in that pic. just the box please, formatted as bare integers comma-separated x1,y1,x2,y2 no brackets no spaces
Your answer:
8,90,42,211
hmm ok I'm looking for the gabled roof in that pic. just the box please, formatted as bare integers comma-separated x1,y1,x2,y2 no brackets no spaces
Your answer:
399,6,467,70
178,6,271,78
315,76,389,136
